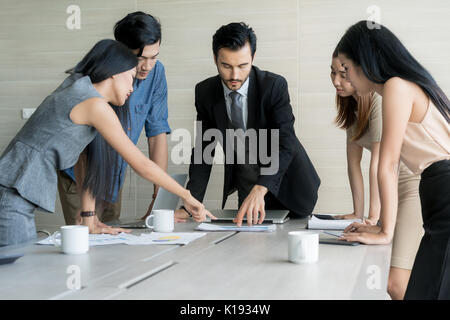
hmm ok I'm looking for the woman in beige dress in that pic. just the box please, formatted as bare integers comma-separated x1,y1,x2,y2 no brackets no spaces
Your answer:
336,20,450,300
330,51,423,299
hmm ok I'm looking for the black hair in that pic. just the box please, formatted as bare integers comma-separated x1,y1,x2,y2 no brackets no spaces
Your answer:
114,11,162,56
73,39,137,202
81,103,129,203
212,22,257,58
336,20,450,122
74,39,138,83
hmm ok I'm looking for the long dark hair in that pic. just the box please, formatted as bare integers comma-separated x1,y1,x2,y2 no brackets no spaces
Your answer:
335,20,450,123
334,92,374,141
332,49,373,141
74,39,137,83
74,39,137,202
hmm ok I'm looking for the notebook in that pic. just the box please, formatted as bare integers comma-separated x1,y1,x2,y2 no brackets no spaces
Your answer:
307,214,361,230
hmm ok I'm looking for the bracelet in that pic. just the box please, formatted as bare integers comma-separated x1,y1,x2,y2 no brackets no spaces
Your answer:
180,206,192,217
80,211,96,217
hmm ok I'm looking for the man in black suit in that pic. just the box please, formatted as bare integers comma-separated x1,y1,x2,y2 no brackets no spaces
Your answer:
175,22,320,226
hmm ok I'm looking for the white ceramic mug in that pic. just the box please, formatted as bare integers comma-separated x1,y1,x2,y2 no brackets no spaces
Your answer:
145,209,174,232
54,225,89,255
288,231,319,264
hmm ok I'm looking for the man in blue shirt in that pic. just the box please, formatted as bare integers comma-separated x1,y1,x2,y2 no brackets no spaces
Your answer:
57,12,171,229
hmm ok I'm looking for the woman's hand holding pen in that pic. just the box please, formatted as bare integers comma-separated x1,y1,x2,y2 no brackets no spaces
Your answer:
340,221,390,245
174,206,217,223
180,191,217,223
339,230,391,245
344,222,381,234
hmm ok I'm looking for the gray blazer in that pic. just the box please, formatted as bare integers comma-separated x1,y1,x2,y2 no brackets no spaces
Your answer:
0,74,102,212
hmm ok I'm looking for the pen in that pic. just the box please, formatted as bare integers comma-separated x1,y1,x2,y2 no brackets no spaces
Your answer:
180,205,193,217
323,231,343,238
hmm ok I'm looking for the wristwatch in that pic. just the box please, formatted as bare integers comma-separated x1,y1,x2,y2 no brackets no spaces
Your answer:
80,211,96,217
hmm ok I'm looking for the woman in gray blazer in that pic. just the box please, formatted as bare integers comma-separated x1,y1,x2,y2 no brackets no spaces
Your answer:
0,39,212,246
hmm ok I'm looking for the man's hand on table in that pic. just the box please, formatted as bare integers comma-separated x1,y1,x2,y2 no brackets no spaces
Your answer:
233,185,268,227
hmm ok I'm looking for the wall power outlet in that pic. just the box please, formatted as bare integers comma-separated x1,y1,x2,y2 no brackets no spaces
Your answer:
22,108,36,119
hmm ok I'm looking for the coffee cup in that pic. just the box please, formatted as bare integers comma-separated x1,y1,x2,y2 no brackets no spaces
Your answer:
54,225,89,255
145,209,174,232
288,231,319,264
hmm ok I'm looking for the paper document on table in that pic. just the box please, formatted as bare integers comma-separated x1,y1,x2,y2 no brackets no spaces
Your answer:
307,214,361,230
132,232,206,245
36,232,133,246
196,223,276,232
36,232,206,246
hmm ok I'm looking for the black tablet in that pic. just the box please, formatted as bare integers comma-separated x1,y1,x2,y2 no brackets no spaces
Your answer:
319,238,360,246
313,214,336,220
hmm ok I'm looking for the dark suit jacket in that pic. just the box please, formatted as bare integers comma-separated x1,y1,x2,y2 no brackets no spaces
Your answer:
186,66,320,217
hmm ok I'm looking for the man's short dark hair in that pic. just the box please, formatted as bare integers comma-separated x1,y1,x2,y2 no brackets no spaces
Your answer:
114,11,161,56
212,22,257,58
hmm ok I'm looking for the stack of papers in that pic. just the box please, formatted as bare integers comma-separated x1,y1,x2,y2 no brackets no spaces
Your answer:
307,214,361,230
196,223,276,232
36,232,206,246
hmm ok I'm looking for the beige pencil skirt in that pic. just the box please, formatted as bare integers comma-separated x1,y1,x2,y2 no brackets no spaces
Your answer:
390,162,424,270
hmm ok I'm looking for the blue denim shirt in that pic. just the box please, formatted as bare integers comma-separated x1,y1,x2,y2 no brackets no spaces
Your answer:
63,61,171,202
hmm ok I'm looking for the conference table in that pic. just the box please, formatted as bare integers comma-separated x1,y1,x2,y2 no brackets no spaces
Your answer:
0,217,391,300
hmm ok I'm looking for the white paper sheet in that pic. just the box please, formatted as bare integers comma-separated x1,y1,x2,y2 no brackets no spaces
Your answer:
307,215,361,230
196,223,276,232
132,232,206,245
36,232,206,246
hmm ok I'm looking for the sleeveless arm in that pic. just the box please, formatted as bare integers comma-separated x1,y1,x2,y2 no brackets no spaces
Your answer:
346,137,364,218
378,78,413,240
80,99,190,201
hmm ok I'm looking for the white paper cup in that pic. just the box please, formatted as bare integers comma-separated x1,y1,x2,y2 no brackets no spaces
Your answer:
145,209,174,232
54,225,89,254
288,231,319,264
